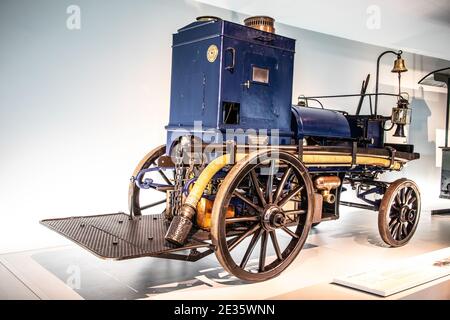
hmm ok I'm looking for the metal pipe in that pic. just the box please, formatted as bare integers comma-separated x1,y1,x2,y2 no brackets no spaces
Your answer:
446,78,450,147
374,50,402,116
356,74,370,115
303,92,401,100
340,201,378,211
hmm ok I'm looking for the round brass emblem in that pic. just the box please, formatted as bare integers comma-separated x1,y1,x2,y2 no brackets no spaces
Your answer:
207,44,218,63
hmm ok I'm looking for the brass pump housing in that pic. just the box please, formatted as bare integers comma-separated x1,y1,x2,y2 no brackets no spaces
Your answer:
314,176,341,204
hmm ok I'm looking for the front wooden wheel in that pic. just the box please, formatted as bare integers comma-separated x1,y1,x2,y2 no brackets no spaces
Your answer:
378,178,421,247
211,150,314,282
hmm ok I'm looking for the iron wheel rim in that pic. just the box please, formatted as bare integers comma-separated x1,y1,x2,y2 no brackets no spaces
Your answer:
378,179,420,247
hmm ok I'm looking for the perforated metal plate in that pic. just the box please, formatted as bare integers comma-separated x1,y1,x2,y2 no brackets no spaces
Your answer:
40,213,207,260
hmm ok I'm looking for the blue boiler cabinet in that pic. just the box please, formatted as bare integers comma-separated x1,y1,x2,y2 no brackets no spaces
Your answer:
166,18,296,148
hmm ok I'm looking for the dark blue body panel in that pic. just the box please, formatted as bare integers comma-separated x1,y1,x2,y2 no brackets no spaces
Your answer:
166,19,296,150
346,115,384,148
291,106,351,139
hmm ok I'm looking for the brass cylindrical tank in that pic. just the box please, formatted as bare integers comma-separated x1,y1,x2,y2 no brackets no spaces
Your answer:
244,16,275,33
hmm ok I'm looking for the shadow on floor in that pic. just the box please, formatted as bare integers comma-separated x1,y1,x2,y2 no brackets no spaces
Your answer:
31,242,317,300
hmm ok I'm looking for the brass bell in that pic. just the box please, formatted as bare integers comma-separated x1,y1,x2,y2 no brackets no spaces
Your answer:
391,56,408,73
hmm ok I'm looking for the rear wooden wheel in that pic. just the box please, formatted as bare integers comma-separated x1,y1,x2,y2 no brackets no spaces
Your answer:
128,145,173,216
378,178,421,247
211,150,314,282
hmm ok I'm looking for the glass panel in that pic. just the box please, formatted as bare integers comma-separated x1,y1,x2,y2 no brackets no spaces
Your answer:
252,66,269,84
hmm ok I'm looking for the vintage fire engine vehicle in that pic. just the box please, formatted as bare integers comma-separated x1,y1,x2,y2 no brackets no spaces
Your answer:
42,16,421,282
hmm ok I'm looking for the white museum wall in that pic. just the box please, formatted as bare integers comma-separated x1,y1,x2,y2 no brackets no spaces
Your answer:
196,0,450,61
0,0,448,253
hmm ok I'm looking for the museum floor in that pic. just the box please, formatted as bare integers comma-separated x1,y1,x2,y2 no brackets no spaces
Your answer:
1,207,449,300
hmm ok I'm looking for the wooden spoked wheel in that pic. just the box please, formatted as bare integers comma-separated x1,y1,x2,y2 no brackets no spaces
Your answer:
211,150,314,282
128,145,174,217
378,178,421,247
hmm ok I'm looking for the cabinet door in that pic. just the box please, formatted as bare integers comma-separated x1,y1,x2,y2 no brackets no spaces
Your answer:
240,52,278,130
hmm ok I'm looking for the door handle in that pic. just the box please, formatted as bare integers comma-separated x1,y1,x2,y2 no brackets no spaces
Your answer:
225,47,235,71
241,80,250,89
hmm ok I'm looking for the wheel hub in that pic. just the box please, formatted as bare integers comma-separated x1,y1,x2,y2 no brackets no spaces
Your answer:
406,209,416,223
262,205,286,231
399,205,411,223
